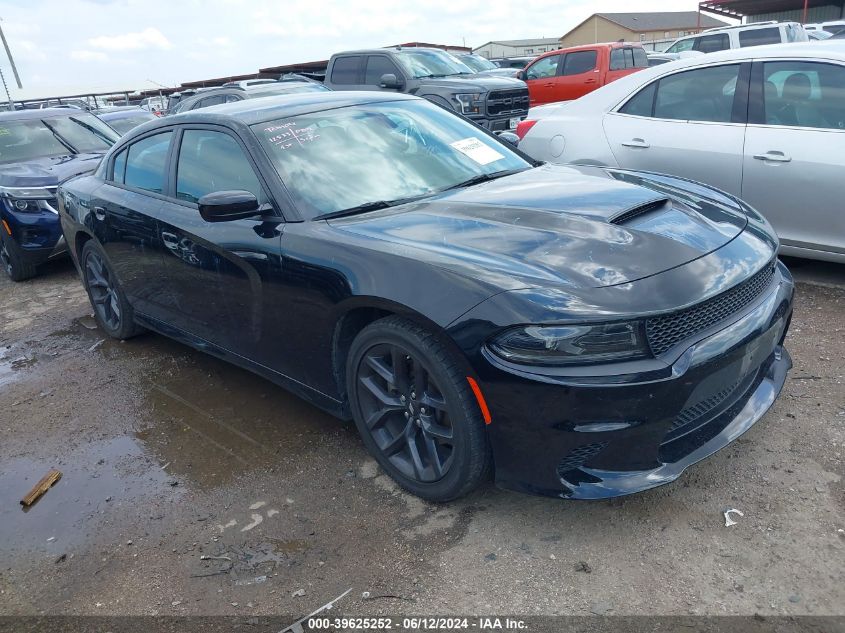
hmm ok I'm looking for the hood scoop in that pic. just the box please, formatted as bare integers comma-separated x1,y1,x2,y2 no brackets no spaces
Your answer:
610,198,670,225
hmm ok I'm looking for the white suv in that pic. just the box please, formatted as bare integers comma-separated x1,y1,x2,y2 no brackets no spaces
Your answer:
664,22,808,54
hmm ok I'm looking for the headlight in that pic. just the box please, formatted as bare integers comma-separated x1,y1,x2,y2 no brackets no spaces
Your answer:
488,322,650,366
455,93,484,115
0,186,58,214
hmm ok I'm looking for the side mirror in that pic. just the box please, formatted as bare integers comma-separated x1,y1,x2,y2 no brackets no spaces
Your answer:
198,190,261,223
379,73,403,89
516,70,525,80
497,131,520,146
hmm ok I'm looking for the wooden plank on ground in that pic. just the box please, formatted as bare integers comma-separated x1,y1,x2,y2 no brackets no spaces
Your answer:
20,468,62,507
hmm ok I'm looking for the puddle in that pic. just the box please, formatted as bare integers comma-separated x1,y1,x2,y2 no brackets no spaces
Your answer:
0,436,176,563
0,355,37,387
133,339,346,489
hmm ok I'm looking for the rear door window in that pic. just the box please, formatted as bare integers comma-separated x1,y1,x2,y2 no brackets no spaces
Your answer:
762,61,845,129
694,33,730,53
610,47,648,71
562,50,597,75
739,27,781,47
124,131,172,194
619,82,657,117
653,64,741,123
331,56,362,84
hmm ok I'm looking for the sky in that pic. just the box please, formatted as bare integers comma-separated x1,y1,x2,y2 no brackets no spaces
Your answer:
0,0,705,99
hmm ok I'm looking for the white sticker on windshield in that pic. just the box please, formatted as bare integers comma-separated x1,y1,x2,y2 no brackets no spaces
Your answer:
449,137,505,166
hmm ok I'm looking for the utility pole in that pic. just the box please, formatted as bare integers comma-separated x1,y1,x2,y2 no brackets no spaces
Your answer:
0,19,21,110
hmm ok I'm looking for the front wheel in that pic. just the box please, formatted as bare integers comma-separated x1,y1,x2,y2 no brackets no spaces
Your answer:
81,241,144,340
0,232,37,282
347,316,491,501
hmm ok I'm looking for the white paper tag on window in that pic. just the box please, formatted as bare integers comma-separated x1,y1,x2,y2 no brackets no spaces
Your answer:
450,137,505,166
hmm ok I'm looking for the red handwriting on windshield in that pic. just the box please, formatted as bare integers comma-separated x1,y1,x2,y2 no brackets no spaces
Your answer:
263,122,320,151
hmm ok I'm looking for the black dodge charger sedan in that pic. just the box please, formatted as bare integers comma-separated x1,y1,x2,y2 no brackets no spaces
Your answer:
58,92,793,501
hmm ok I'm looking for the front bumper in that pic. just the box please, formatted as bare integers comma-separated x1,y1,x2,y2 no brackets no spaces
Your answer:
478,262,794,499
469,114,527,132
1,203,66,265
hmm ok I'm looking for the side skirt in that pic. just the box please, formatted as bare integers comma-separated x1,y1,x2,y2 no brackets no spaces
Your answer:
134,312,349,420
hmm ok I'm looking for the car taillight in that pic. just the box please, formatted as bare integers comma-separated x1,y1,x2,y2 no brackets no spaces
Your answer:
515,119,537,140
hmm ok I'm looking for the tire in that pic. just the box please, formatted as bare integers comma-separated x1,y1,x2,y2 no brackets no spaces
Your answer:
0,231,37,282
347,316,491,501
81,240,144,340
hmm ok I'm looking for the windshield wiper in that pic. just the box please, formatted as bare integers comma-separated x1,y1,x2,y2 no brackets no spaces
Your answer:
440,168,529,192
313,193,430,221
41,122,76,154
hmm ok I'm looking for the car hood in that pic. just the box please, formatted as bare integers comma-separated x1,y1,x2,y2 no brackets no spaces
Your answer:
0,153,105,188
416,74,526,91
328,165,748,290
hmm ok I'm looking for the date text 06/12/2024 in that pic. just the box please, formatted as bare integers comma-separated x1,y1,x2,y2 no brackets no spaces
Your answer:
304,617,528,630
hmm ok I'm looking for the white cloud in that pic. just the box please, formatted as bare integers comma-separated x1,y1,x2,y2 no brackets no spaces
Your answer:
5,0,709,99
88,27,172,51
71,50,109,62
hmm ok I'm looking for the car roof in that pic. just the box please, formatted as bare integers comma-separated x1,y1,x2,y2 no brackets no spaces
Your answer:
125,91,417,139
669,40,845,65
539,41,845,118
0,107,90,121
335,47,450,55
531,41,640,61
98,107,153,119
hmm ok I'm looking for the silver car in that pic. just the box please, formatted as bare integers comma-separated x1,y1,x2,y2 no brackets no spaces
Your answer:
519,42,845,263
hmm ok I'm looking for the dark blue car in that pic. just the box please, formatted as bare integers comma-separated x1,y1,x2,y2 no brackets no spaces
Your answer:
0,108,119,280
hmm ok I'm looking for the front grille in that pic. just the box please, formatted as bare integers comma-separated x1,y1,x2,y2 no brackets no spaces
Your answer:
646,262,776,356
663,374,751,443
556,442,607,478
486,89,529,117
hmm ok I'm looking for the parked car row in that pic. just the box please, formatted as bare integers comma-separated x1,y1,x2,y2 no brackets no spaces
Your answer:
518,41,845,264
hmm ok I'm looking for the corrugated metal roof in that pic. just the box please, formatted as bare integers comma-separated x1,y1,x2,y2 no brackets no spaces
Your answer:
596,11,727,31
474,37,562,48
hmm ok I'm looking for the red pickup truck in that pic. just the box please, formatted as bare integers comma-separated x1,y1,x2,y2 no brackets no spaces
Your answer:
519,42,649,106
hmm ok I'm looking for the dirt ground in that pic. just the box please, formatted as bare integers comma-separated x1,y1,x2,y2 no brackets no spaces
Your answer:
0,256,842,619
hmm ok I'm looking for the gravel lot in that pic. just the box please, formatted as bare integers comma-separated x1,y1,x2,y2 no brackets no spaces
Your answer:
0,256,843,618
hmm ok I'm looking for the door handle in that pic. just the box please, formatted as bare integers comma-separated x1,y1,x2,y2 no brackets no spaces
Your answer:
585,78,597,84
621,138,650,149
753,151,791,163
543,82,554,87
93,206,106,221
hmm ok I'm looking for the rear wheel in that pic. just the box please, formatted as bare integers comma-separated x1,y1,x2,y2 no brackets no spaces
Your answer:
347,316,491,501
0,232,37,282
81,241,144,339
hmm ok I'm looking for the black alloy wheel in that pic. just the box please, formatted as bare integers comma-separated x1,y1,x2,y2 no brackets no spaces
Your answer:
85,249,121,331
81,241,144,340
357,342,455,482
348,316,491,501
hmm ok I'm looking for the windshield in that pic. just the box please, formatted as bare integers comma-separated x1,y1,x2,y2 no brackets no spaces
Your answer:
105,113,156,135
459,54,498,72
43,114,119,152
393,50,474,78
0,114,118,164
253,100,530,219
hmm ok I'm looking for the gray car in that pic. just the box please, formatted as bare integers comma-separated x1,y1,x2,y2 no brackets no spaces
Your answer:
519,42,845,263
